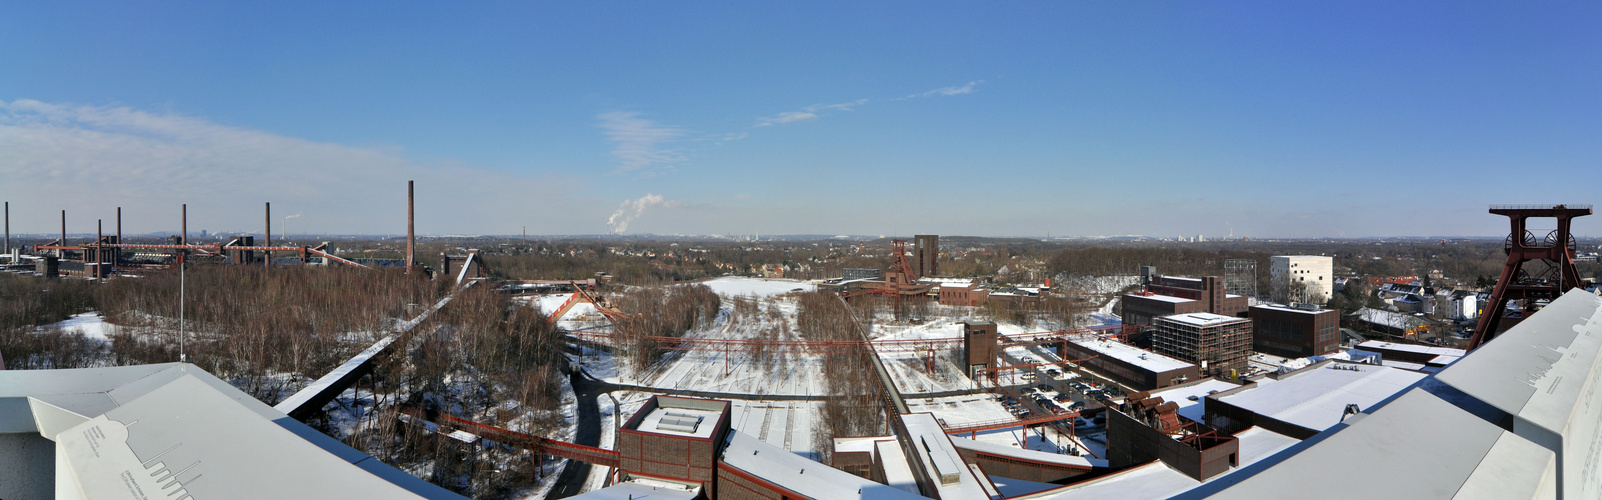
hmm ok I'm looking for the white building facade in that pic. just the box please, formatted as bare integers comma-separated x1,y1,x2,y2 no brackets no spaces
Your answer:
1270,255,1334,304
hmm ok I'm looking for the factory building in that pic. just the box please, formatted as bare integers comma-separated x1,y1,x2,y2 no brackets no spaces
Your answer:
1061,337,1201,390
616,396,733,491
1249,303,1341,359
1152,312,1253,378
842,267,884,281
1121,275,1248,346
939,281,989,306
914,234,938,278
1202,360,1428,439
960,322,998,378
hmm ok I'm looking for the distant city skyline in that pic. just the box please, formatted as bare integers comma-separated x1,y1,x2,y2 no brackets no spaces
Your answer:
3,3,1600,237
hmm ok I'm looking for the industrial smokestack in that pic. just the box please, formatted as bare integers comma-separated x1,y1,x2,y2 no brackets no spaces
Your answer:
181,204,187,245
60,210,66,248
97,219,103,279
264,202,271,268
4,201,9,256
406,180,415,273
116,207,121,267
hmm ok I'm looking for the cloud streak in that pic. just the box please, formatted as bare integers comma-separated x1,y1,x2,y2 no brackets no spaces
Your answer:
0,99,578,235
897,80,984,100
756,99,871,127
597,111,685,175
755,111,818,127
754,81,979,127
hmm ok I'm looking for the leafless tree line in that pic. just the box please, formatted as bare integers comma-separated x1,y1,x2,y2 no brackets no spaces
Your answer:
797,291,889,464
339,283,568,498
0,272,105,368
93,266,441,403
611,284,721,373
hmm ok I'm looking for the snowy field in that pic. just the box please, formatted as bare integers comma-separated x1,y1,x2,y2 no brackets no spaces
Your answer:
696,276,816,298
44,312,116,341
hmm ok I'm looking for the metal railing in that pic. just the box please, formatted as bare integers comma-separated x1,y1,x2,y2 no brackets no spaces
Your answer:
1489,204,1593,211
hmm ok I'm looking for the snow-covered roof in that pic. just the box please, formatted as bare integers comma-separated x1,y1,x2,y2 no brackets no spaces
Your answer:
1356,340,1465,358
1160,312,1247,328
1126,293,1197,304
1210,386,1552,499
947,435,1108,469
1350,308,1429,330
1070,338,1197,373
1214,361,1427,433
832,436,881,454
900,413,992,498
637,406,722,438
876,439,923,495
1017,426,1299,499
1215,289,1602,499
1146,379,1242,423
0,363,459,499
1252,303,1333,315
720,431,924,500
564,481,700,500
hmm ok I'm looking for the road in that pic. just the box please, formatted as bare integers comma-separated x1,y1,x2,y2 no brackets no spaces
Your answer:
547,369,607,498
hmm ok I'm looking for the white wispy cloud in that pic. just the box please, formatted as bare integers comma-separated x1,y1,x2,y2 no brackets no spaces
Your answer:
596,111,685,175
0,99,579,234
809,99,868,112
755,111,819,127
898,80,984,100
755,98,871,127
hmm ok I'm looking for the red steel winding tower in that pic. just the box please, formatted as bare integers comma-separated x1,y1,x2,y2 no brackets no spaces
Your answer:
1465,204,1592,350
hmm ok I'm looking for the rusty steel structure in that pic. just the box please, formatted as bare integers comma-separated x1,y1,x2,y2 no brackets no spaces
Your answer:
837,238,936,319
1466,204,1593,350
566,324,1128,355
20,183,435,276
546,280,629,323
397,405,620,468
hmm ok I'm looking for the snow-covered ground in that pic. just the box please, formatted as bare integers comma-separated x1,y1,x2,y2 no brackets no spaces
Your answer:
1059,275,1140,296
696,276,816,298
44,312,116,341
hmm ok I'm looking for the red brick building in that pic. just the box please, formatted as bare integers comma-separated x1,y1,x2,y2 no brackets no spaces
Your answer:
1249,304,1340,359
617,396,733,491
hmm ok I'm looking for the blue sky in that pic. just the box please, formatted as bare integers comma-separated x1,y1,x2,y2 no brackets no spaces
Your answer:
2,2,1599,237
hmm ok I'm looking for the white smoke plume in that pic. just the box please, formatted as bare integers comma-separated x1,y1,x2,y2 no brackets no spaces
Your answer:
607,194,671,234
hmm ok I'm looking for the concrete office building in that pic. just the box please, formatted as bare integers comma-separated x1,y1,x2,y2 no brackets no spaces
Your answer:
1270,255,1334,304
